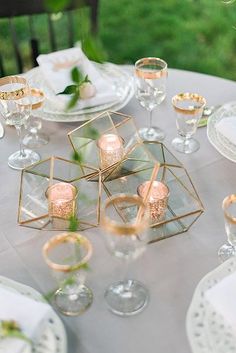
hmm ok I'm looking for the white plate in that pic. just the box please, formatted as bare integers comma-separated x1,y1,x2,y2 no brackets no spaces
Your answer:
25,63,135,122
0,276,67,353
186,258,236,353
207,101,236,163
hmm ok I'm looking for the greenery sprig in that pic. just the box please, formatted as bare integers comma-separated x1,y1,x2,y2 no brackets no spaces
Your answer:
58,67,91,110
0,320,32,345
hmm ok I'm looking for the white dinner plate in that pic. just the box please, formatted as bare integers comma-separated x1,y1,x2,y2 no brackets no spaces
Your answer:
25,63,135,122
0,276,67,353
207,101,236,163
186,257,236,353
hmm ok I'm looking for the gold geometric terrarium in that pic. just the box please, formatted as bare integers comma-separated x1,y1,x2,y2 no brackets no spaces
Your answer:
102,141,204,243
68,111,141,173
18,156,101,231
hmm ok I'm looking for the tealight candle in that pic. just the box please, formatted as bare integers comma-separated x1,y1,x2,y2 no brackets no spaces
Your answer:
97,133,124,169
46,182,78,220
137,180,169,221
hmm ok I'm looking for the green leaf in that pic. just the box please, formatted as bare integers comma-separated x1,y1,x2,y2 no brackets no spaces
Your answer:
66,91,80,110
72,150,83,164
71,67,82,83
82,36,108,64
84,126,100,140
57,85,77,95
83,75,91,83
44,0,71,12
69,215,79,232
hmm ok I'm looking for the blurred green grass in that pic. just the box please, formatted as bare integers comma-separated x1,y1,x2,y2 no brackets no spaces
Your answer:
1,0,236,80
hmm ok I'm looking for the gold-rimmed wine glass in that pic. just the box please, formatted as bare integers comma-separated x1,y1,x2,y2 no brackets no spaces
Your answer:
101,194,150,316
218,195,236,263
43,232,93,316
0,76,40,170
172,93,206,154
135,57,167,141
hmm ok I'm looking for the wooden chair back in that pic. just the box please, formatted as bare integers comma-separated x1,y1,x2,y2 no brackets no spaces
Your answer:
0,0,99,76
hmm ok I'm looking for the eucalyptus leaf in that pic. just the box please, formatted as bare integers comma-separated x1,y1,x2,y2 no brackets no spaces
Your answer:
58,84,77,95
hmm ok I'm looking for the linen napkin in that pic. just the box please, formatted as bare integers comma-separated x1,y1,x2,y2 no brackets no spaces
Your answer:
205,270,236,331
216,116,236,146
0,286,52,353
37,47,118,110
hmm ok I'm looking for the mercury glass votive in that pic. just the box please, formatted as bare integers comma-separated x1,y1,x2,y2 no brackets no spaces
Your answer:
137,180,169,222
46,182,78,221
97,133,124,169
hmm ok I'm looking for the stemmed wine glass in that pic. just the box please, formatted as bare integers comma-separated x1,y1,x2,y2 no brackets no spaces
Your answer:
43,232,93,316
23,88,49,148
218,195,236,263
101,194,150,316
0,76,40,170
135,57,167,141
172,93,206,154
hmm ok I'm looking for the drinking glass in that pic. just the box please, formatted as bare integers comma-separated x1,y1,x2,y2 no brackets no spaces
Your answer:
172,93,206,154
23,88,49,148
218,195,236,263
135,57,167,141
101,194,150,316
0,76,40,170
43,232,93,316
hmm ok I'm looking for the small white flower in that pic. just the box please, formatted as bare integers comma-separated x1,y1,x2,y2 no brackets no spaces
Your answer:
79,82,96,99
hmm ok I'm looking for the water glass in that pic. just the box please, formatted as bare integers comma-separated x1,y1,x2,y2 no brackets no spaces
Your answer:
218,195,236,263
101,194,150,316
172,93,206,154
135,57,167,141
43,232,93,316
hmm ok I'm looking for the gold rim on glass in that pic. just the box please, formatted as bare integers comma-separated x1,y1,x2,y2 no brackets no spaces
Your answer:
172,93,206,115
101,194,149,236
135,57,168,79
30,88,44,110
0,76,28,100
222,194,236,224
42,232,92,272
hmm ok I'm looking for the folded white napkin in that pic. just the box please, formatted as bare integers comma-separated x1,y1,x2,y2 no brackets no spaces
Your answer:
216,116,236,145
37,47,118,110
0,287,51,353
205,271,236,331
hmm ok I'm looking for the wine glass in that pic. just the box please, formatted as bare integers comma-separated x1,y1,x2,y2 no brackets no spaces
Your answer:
43,232,93,316
135,57,167,141
23,88,49,148
101,194,150,316
0,76,40,170
172,93,206,154
218,195,236,263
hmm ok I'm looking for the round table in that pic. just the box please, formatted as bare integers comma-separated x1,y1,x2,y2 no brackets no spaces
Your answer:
0,67,236,353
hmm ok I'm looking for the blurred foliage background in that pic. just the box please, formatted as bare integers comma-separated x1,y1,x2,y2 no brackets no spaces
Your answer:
1,0,236,79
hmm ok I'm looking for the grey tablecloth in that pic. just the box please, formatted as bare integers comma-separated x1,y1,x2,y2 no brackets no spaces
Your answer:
1,68,236,353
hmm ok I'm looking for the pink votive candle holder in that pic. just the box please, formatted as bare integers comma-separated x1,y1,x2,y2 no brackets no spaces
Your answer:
137,180,169,222
46,182,78,220
97,133,124,169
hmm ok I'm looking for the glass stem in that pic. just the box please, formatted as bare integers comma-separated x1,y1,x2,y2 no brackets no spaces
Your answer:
15,125,26,158
149,109,153,130
183,136,190,153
